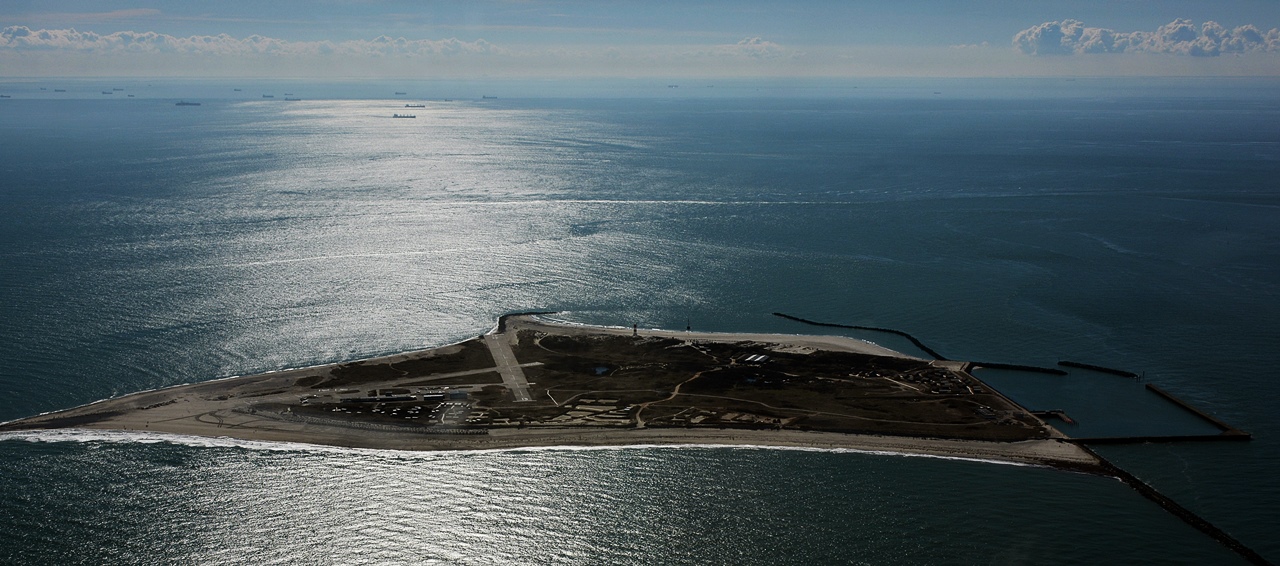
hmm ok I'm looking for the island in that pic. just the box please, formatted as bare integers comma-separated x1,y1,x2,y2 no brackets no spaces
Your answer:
9,313,1269,563
0,314,1098,470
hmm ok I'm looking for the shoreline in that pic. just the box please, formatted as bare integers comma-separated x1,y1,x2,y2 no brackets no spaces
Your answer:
520,314,921,359
0,425,1098,471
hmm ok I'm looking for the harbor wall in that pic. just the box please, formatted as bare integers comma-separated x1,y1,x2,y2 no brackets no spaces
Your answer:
1145,383,1248,436
1058,360,1139,378
1079,444,1270,565
772,312,948,359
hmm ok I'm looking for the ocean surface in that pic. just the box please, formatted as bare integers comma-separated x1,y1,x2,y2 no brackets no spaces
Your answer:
1,78,1278,564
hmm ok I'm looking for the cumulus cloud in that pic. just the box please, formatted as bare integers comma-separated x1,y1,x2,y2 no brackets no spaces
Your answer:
728,37,784,59
1013,19,1280,56
0,26,499,57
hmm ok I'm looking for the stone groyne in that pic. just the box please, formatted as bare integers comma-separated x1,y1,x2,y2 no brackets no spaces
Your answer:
1080,444,1271,566
968,361,1068,376
772,312,948,359
1072,434,1250,444
1145,383,1251,438
772,313,1071,375
496,310,561,333
1058,360,1140,378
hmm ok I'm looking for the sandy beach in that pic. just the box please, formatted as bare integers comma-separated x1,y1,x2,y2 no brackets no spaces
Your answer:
2,424,1098,469
514,315,921,359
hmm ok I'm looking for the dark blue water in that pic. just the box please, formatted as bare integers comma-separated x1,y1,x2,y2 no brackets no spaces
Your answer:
2,82,1278,563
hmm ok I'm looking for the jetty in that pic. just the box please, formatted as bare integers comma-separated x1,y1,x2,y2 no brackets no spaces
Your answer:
773,312,948,360
968,361,1067,375
1079,444,1270,566
1058,360,1139,378
1145,384,1250,437
775,313,1070,375
1069,385,1251,444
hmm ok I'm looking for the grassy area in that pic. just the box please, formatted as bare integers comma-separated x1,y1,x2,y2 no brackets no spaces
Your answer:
308,340,494,389
285,328,1045,442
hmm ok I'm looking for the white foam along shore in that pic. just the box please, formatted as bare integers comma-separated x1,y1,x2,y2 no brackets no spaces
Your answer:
0,315,1098,470
0,426,1089,469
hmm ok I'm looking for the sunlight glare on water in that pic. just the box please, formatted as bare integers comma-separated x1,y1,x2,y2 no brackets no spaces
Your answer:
2,90,1278,564
0,438,1241,565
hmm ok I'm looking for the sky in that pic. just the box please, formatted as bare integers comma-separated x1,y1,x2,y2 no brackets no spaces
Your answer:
2,1,1280,78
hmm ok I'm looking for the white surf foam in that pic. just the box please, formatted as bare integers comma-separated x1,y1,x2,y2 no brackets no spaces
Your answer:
0,428,1034,468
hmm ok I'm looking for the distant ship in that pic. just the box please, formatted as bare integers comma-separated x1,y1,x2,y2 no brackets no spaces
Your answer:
54,89,66,92
405,104,426,108
112,88,124,91
394,92,407,95
0,95,9,98
127,94,135,97
262,94,274,98
482,95,497,99
102,91,113,94
284,98,302,101
175,101,201,106
284,93,293,96
233,88,242,91
392,114,416,118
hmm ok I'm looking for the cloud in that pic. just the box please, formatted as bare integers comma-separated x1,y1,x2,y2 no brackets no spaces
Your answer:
1013,19,1280,56
0,26,500,57
728,37,784,59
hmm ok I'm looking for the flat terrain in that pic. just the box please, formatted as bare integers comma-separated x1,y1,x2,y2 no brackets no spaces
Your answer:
0,315,1094,468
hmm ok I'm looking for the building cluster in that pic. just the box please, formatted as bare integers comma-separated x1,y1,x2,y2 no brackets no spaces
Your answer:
540,398,631,425
303,386,491,425
896,369,981,395
665,407,781,427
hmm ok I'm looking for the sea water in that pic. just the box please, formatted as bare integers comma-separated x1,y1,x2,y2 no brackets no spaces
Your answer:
1,79,1278,564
